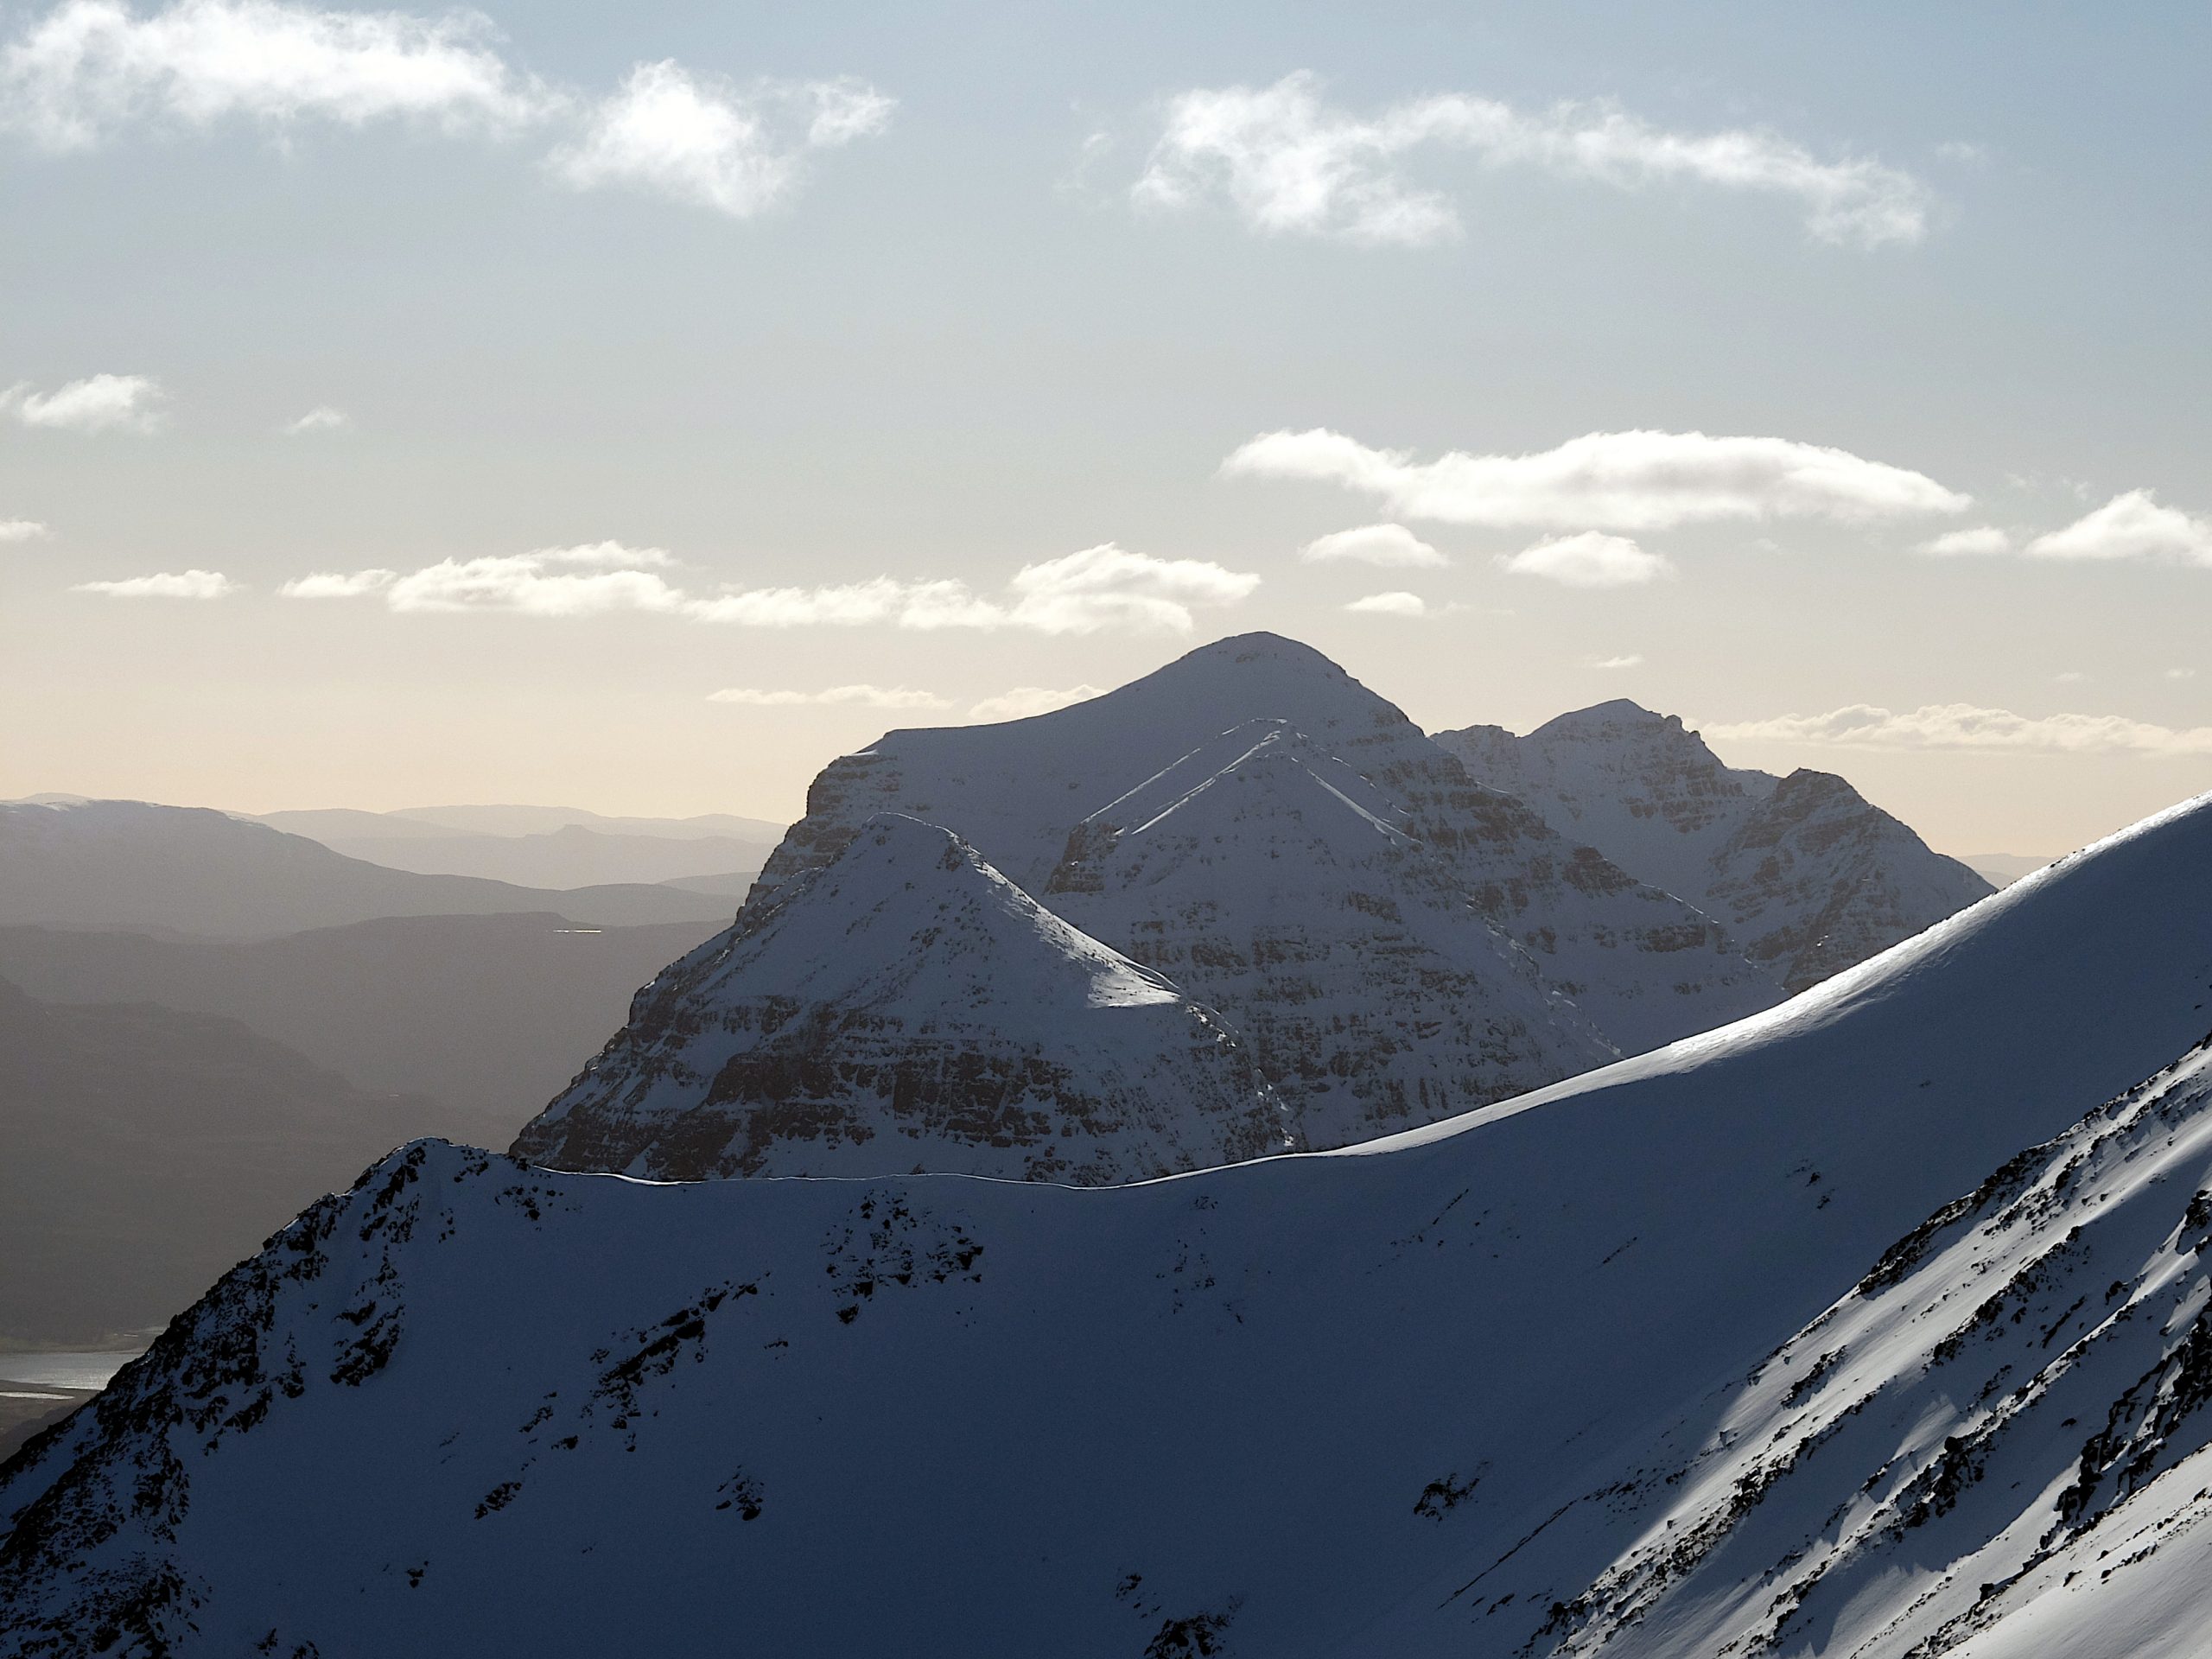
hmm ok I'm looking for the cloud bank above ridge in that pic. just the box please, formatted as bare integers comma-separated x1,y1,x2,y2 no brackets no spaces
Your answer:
281,542,1259,634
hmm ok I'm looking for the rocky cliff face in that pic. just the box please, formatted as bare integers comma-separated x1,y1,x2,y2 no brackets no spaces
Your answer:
742,636,1777,1124
512,814,1287,1184
1044,721,1616,1148
1546,1031,2212,1657
1434,699,1993,993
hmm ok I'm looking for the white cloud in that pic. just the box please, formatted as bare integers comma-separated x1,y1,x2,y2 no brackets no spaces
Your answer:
73,567,233,597
2167,668,2197,682
0,518,52,541
1919,524,2011,556
1593,653,1643,670
1299,522,1445,568
708,684,947,709
0,3,888,219
2025,490,2212,568
285,542,1257,634
1223,427,1967,531
278,568,395,597
1344,590,1425,616
0,0,552,149
967,684,1109,722
1707,702,2212,757
2055,671,2089,684
550,63,892,217
1498,531,1674,588
385,552,687,616
997,543,1260,633
1,372,165,432
536,540,674,568
1132,72,1931,249
283,404,348,434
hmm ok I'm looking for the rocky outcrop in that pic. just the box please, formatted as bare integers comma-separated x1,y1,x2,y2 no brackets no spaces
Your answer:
744,635,1777,1108
1434,699,1992,992
1044,721,1617,1148
513,814,1287,1184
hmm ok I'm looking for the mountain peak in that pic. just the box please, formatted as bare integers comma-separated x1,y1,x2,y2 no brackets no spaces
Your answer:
1526,698,1681,741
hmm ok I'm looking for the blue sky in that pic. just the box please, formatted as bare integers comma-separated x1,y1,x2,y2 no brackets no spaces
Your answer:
3,1,2208,850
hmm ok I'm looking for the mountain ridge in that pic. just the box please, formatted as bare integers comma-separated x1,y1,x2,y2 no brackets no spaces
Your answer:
10,788,2208,1656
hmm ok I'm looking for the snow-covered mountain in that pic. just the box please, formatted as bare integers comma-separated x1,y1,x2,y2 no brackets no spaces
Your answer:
1536,1033,2212,1658
1043,720,1614,1147
514,814,1288,1184
735,635,1776,1143
1434,700,1993,991
9,788,2207,1657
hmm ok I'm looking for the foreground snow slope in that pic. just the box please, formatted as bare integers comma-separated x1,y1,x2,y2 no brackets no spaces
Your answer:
1521,1035,2212,1658
515,815,1287,1184
4,793,2209,1657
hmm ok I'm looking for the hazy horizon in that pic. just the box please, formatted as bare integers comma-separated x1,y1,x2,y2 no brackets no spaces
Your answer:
6,2,2208,854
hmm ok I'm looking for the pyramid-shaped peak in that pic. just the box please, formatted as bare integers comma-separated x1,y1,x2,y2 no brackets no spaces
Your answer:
1528,698,1681,740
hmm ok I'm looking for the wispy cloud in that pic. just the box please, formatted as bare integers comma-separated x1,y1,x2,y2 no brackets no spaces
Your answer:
283,404,349,435
0,0,891,219
2025,491,2212,568
1592,653,1644,670
1132,72,1932,249
1344,590,1425,616
2169,668,2198,682
967,684,1108,722
550,64,893,217
0,0,551,149
1498,531,1674,588
284,543,1259,634
1299,522,1444,568
1224,428,1967,531
73,567,233,597
1708,702,2212,757
0,518,52,541
708,684,947,709
1918,524,2012,556
1,372,166,432
278,568,396,597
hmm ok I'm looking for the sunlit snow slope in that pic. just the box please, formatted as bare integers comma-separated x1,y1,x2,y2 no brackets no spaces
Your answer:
4,793,2209,1658
515,814,1287,1184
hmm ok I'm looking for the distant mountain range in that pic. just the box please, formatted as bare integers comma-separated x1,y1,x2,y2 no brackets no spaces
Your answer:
1433,699,1995,993
0,800,740,936
8,771,2206,1656
250,804,782,891
260,804,786,842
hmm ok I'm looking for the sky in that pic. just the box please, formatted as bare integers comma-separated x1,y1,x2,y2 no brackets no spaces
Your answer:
3,1,2208,855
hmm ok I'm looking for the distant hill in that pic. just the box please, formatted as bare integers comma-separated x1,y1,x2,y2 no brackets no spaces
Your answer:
0,975,512,1345
0,914,715,1128
1961,850,2057,887
308,804,786,842
0,801,736,937
294,824,771,891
